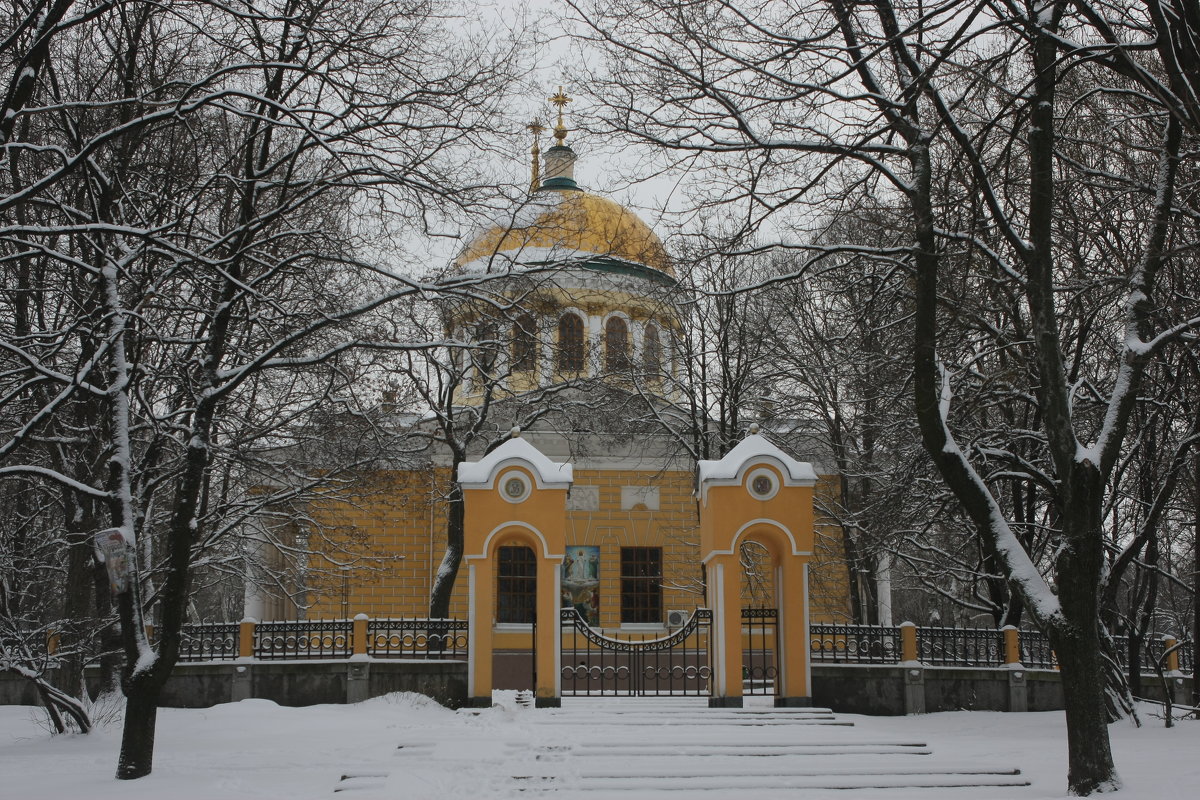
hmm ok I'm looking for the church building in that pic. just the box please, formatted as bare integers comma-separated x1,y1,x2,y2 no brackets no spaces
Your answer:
244,92,852,658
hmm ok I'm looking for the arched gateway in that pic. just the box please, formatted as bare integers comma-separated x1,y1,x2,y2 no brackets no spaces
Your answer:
460,427,816,708
459,430,572,708
697,426,819,707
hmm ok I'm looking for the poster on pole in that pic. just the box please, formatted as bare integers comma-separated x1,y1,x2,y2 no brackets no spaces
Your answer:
95,528,131,594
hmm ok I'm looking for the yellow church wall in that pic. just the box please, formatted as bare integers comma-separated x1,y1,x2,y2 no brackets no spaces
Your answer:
564,467,701,630
303,467,469,621
297,463,851,627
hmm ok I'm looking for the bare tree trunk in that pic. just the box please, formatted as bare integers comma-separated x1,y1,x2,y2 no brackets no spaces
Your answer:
429,482,464,618
1053,624,1119,793
1193,450,1199,708
115,683,159,779
55,494,99,700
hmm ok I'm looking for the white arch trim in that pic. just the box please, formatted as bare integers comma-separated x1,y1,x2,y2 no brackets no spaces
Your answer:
457,436,573,490
696,434,817,503
465,520,565,561
700,518,811,563
697,456,818,504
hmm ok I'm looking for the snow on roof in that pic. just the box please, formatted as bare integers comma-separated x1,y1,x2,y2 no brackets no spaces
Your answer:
460,191,568,246
455,246,605,275
457,434,573,488
696,433,817,485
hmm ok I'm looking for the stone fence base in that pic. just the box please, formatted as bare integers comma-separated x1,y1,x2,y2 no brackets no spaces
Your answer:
0,658,468,709
813,663,1194,715
2,661,1190,715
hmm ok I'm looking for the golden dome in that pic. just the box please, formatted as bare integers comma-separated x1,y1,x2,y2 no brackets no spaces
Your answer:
456,188,674,278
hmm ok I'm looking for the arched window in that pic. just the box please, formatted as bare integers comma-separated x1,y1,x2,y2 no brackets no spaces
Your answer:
605,316,629,373
473,322,497,379
497,545,536,623
511,313,536,372
643,323,661,376
449,329,464,376
557,313,584,372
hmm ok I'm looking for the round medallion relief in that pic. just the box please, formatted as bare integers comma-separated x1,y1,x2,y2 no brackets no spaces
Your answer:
504,476,527,500
746,467,779,500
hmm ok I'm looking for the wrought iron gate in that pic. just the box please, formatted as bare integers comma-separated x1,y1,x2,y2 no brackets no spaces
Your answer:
741,607,779,696
560,608,712,696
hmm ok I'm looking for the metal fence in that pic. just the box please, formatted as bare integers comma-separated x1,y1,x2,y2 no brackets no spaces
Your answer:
254,619,353,660
177,622,239,662
170,615,1193,674
366,618,468,659
917,626,1004,667
809,623,900,664
742,608,779,695
561,607,712,696
1019,629,1056,669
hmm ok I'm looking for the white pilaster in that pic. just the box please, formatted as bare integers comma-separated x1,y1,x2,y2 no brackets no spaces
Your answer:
467,562,477,697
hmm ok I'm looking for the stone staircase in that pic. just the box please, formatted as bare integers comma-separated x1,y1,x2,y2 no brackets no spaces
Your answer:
389,696,1031,798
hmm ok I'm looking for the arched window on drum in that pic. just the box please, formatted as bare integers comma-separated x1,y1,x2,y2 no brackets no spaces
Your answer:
557,312,585,372
511,313,537,373
605,316,629,373
473,322,498,383
642,322,662,377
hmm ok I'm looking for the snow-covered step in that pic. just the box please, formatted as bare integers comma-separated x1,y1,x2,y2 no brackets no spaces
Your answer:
332,771,389,792
532,717,853,727
391,697,1032,798
549,708,839,718
573,763,1026,780
565,771,1030,791
570,743,934,757
504,771,1030,793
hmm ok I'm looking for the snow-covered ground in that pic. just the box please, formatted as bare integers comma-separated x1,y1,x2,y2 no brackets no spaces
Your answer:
0,693,1194,799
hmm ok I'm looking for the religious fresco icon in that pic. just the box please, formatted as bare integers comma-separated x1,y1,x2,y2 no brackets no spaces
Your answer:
562,545,600,626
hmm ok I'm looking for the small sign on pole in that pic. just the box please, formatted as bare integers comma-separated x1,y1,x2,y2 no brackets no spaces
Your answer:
95,528,131,594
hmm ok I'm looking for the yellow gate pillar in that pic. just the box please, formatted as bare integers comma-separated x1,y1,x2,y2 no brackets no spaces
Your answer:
459,430,571,708
698,425,817,708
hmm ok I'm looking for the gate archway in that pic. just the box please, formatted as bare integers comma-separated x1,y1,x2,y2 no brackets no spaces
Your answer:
459,432,571,707
739,536,780,697
698,427,818,708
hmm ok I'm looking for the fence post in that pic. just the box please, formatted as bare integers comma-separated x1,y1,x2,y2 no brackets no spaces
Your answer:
1002,626,1020,665
1164,635,1180,674
899,621,918,663
899,622,924,715
232,618,257,703
239,617,257,659
1002,626,1028,712
352,614,369,657
346,614,372,704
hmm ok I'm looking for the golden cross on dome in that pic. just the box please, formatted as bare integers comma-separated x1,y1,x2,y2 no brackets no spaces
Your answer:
549,86,572,145
527,117,545,192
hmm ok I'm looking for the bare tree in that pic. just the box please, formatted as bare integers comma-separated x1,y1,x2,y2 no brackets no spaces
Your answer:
569,0,1200,792
1,0,520,779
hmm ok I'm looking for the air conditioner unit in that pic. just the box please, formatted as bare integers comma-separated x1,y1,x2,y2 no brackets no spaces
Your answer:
666,609,689,628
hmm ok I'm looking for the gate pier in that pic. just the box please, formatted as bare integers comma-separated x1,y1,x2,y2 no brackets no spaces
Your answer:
459,430,571,707
697,426,818,708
